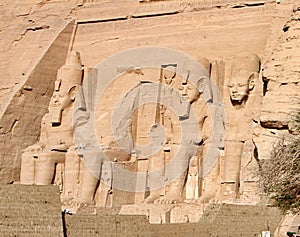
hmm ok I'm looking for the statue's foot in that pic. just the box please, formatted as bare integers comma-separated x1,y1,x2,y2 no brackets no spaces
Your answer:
72,197,95,206
154,194,181,204
63,198,95,214
189,198,202,204
197,193,216,204
142,193,160,204
184,198,197,204
62,200,81,214
61,195,74,204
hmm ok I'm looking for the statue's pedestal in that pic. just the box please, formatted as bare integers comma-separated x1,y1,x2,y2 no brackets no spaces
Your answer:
119,203,207,224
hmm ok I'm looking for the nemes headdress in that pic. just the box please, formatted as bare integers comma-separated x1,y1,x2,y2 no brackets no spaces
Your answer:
55,51,83,93
232,54,260,77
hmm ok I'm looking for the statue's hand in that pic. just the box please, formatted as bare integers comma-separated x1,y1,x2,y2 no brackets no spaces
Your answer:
23,143,45,153
50,144,68,152
50,139,69,151
192,137,203,146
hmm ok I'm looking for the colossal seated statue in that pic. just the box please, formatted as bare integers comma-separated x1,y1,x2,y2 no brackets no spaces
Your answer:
143,59,214,204
20,51,83,187
222,54,261,201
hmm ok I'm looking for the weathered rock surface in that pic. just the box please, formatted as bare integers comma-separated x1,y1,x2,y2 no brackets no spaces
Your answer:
0,184,63,236
0,0,78,183
0,0,299,231
261,4,300,129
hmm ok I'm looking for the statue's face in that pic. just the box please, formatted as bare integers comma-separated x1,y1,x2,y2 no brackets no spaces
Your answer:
228,72,250,102
49,86,74,125
163,67,176,85
179,82,200,104
50,89,72,111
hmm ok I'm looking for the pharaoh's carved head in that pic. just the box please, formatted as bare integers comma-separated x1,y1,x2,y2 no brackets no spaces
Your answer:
228,54,260,106
162,64,177,85
50,51,83,125
179,77,200,104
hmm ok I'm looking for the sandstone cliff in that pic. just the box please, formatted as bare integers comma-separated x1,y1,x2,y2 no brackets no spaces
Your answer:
0,1,298,207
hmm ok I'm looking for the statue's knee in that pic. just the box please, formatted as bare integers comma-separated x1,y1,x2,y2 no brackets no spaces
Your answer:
65,151,79,164
21,156,32,166
20,154,35,184
38,156,51,164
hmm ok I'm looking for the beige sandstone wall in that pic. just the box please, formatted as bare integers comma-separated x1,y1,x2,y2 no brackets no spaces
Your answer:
255,2,299,163
73,1,274,66
0,0,298,209
0,1,79,183
261,3,300,128
65,204,282,236
0,183,283,236
0,185,63,236
0,22,75,183
0,1,299,234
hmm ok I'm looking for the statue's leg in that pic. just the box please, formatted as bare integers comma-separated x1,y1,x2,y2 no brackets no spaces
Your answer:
71,150,102,205
186,155,199,201
20,152,35,184
168,170,187,197
199,160,219,203
35,152,65,185
154,145,191,204
62,149,80,202
142,150,165,203
78,162,99,204
221,141,243,200
198,143,220,203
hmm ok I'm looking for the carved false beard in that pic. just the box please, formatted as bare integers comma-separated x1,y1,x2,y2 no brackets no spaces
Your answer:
179,99,191,120
230,95,248,108
51,107,63,126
